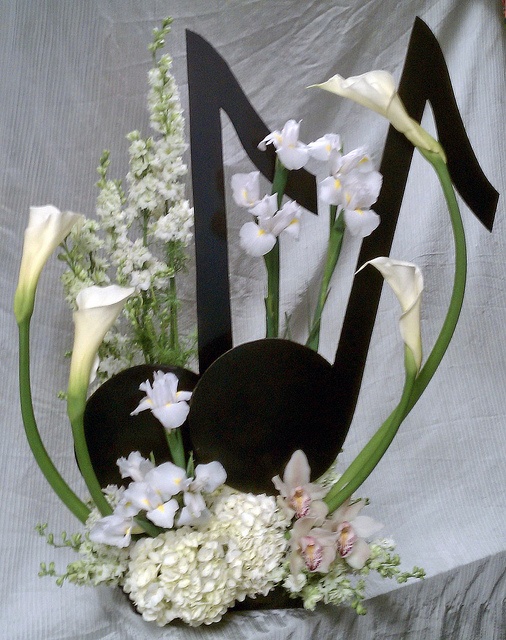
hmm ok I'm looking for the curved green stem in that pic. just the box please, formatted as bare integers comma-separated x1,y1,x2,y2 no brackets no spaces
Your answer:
324,349,417,512
67,398,113,517
406,150,467,411
18,320,90,523
324,149,466,513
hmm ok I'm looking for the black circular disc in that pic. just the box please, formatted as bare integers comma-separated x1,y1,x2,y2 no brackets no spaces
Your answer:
188,339,346,494
83,365,199,487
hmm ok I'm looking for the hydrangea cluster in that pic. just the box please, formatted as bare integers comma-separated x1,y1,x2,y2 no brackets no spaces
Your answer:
123,489,289,626
59,19,195,377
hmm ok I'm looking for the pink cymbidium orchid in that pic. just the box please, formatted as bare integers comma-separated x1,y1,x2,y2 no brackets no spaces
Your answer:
289,517,338,575
324,499,383,569
273,450,328,520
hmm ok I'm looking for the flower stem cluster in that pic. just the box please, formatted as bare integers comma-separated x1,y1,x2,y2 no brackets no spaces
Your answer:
234,120,382,345
275,451,424,612
59,22,195,379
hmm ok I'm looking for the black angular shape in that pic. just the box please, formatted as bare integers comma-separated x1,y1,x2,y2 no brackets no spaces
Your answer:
189,339,345,494
83,365,199,487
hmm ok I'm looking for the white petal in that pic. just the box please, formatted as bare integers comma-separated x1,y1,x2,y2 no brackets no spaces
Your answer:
343,208,380,237
14,206,83,322
231,171,260,207
277,146,309,170
239,221,276,256
345,538,371,569
193,461,227,492
146,498,179,528
314,71,445,158
145,462,188,498
352,515,384,538
68,285,135,396
152,400,190,430
359,258,423,369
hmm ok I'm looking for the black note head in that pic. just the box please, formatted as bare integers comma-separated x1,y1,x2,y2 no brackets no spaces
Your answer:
188,339,346,494
83,364,199,487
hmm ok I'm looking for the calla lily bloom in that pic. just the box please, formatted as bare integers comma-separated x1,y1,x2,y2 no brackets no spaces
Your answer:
313,71,446,161
258,119,309,170
131,370,192,432
67,285,135,400
14,205,83,323
273,450,328,520
359,257,424,370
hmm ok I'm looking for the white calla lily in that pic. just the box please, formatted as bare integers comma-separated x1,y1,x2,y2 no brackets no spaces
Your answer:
360,257,423,370
68,285,135,401
14,205,83,323
313,71,445,161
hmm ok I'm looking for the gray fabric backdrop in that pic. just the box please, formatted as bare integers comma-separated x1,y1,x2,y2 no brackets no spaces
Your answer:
1,1,504,638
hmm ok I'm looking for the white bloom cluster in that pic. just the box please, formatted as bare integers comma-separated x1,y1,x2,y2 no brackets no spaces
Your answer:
123,490,290,626
59,28,195,374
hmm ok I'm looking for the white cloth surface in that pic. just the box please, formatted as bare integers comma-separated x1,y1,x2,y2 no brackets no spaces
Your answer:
0,1,504,638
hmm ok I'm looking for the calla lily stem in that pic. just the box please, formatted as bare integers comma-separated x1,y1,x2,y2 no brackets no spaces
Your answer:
18,320,90,523
406,150,467,409
325,148,466,513
324,347,418,512
67,396,113,517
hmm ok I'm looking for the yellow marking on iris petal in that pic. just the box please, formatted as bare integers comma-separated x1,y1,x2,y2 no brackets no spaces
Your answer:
257,228,265,236
355,208,363,215
334,178,341,189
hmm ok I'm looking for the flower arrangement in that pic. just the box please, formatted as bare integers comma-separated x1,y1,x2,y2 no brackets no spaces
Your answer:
15,19,468,627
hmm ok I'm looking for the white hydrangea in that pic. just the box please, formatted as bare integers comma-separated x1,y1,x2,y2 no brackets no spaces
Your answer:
207,490,290,601
123,490,290,626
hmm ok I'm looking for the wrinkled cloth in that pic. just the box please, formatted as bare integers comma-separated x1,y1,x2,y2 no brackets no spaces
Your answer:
0,1,504,638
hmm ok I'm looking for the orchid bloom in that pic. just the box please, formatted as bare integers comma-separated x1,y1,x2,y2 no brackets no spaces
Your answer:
273,450,328,520
359,257,424,371
313,70,446,161
324,499,383,569
130,370,192,432
231,171,261,208
289,517,338,575
240,199,302,257
14,205,83,323
67,285,135,402
258,119,309,170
